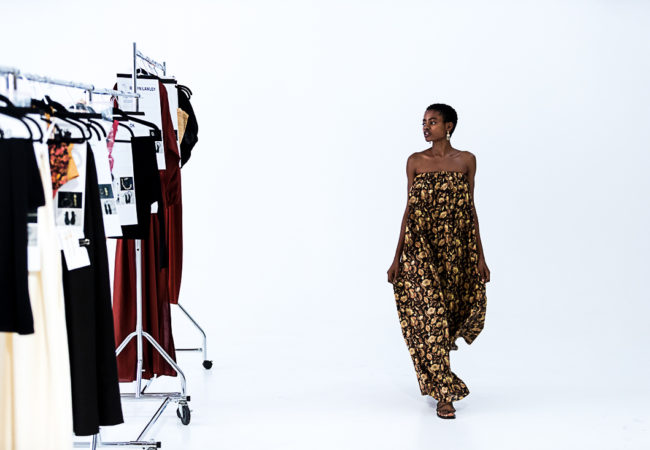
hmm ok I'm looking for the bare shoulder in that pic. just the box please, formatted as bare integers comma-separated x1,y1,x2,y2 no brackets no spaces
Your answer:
406,150,427,166
458,150,477,170
410,149,430,160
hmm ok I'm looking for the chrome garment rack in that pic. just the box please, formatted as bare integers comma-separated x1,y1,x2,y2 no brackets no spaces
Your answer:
131,44,213,370
2,43,210,449
1,66,161,450
109,43,191,445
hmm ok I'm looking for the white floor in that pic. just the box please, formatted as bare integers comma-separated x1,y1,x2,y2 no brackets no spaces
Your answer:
85,342,649,450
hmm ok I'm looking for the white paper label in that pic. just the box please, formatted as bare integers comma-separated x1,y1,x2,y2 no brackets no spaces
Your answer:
58,228,90,270
54,142,90,270
26,211,40,272
111,141,138,226
90,139,122,237
116,75,166,169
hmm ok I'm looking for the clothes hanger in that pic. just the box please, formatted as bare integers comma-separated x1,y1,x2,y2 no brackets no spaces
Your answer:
32,98,89,143
114,121,135,143
0,95,35,140
177,84,193,98
1,95,46,142
113,107,162,140
69,102,107,139
44,96,92,140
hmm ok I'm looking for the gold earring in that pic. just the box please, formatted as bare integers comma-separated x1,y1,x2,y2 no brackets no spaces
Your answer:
446,131,450,140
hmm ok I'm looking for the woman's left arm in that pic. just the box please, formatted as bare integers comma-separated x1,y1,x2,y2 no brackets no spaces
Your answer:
466,152,490,283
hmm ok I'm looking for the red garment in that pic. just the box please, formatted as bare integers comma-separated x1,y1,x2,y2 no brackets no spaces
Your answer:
112,81,183,381
112,217,176,381
158,81,183,304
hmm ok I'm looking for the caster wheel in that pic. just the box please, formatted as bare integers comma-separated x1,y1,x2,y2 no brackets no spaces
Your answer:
202,360,213,370
177,404,191,425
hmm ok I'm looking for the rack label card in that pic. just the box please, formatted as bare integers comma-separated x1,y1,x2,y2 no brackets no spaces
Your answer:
91,139,122,237
116,74,166,169
55,143,90,270
27,210,40,272
111,141,138,225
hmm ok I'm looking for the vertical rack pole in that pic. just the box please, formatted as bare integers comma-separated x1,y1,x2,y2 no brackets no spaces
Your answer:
135,241,143,398
133,42,139,111
132,41,145,399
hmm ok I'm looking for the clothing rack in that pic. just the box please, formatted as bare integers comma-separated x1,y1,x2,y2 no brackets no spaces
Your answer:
1,66,164,450
108,42,193,444
2,45,209,448
130,44,213,370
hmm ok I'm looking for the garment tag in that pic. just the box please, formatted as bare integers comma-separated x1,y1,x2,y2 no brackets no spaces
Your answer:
27,210,40,271
111,141,138,225
54,143,90,269
58,228,90,270
116,76,167,169
154,138,166,170
91,140,122,237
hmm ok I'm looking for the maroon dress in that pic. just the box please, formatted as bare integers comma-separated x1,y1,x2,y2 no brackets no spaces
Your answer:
112,80,183,381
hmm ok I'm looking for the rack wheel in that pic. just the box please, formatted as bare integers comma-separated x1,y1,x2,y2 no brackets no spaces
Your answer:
176,404,191,425
202,360,213,370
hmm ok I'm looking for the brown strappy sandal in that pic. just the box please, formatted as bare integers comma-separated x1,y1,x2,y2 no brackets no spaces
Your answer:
436,401,456,419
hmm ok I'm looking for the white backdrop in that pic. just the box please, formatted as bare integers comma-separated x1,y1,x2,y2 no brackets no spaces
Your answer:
2,1,649,448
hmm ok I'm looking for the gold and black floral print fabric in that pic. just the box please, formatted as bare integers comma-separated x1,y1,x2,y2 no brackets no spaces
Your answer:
393,171,486,402
48,142,78,197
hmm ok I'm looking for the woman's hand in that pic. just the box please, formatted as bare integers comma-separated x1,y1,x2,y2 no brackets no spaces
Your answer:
478,257,490,283
387,260,400,284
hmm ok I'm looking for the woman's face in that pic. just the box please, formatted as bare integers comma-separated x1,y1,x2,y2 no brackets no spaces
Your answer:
422,110,447,142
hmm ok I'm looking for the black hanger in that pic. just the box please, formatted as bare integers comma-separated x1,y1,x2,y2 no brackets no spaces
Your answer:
178,84,193,98
22,115,44,143
89,118,107,138
68,103,107,140
0,95,35,140
113,107,162,140
114,121,135,143
44,96,92,140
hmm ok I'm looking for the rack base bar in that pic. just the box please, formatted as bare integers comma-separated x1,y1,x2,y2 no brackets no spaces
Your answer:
121,393,190,401
115,331,188,396
73,441,160,449
175,303,212,368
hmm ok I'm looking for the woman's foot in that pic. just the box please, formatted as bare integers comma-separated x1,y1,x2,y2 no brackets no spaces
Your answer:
436,401,456,419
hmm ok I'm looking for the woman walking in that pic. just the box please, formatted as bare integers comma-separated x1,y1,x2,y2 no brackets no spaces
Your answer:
387,103,489,419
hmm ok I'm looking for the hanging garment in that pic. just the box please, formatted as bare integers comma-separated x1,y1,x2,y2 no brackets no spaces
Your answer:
177,84,198,167
49,141,78,196
392,171,487,402
61,145,123,436
112,81,181,381
177,109,189,143
0,139,45,335
0,142,73,450
120,135,166,244
112,217,177,381
160,81,183,303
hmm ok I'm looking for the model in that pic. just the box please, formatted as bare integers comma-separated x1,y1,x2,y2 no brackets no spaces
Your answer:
387,103,489,419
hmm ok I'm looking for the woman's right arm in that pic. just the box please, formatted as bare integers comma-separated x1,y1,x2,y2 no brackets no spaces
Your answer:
387,154,417,283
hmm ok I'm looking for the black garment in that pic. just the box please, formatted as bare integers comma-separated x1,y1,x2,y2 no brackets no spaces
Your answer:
117,135,167,268
61,145,123,436
120,136,164,240
178,84,198,167
0,139,44,334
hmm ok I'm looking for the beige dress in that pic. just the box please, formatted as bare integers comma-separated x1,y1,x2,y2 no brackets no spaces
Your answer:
0,142,73,450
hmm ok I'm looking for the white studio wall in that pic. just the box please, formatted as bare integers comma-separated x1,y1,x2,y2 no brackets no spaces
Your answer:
2,1,649,449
